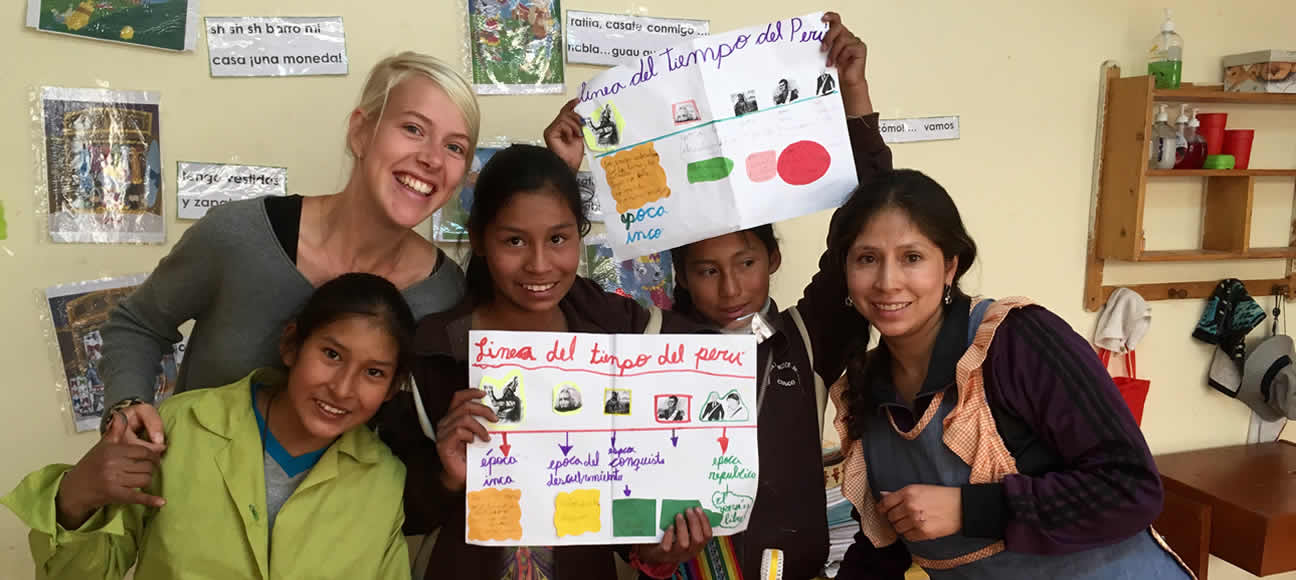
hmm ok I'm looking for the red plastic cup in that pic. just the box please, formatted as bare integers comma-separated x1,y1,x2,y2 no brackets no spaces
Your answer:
1223,129,1255,170
1197,113,1228,156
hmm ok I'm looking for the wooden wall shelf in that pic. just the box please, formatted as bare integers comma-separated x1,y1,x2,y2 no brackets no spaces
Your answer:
1147,169,1296,177
1154,85,1296,105
1083,67,1296,312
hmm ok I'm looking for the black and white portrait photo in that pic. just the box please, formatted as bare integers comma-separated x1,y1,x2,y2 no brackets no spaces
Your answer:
772,78,799,104
486,375,523,423
731,91,758,117
553,384,582,414
604,388,631,415
655,394,689,423
815,72,836,96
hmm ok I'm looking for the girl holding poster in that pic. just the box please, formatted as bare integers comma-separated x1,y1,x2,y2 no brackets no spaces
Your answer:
383,12,893,580
377,144,715,580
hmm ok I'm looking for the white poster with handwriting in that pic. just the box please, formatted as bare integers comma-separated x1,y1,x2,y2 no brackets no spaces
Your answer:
574,11,857,260
176,162,286,219
464,331,758,546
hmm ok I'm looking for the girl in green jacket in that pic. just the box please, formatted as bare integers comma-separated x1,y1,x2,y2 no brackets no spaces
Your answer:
3,273,416,579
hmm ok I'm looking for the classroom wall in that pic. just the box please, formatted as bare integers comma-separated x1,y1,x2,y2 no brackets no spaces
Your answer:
2,1,1293,578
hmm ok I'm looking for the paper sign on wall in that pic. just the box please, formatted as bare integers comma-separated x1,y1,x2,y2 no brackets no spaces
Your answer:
879,116,960,144
176,162,286,220
465,331,758,546
566,10,709,67
205,17,347,77
575,11,858,260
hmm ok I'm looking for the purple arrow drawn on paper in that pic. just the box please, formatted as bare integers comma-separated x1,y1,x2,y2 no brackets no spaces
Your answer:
611,430,616,449
670,429,678,447
558,432,573,457
623,484,631,497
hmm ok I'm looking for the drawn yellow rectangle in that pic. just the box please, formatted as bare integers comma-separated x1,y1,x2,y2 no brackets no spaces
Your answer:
554,488,601,537
467,488,523,542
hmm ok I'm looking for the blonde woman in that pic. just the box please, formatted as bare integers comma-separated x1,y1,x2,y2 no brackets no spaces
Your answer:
96,52,480,468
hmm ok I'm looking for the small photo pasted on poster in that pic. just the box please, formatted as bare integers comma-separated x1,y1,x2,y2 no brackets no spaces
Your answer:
698,389,749,422
672,100,700,125
552,382,583,414
730,90,758,117
603,388,631,416
771,78,800,105
482,372,524,424
41,87,165,244
654,394,690,423
815,71,837,96
582,101,623,152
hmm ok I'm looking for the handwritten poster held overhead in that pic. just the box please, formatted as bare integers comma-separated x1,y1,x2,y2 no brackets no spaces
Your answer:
464,331,759,546
575,11,858,260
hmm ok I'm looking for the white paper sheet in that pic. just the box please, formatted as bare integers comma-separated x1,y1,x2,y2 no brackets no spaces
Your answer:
566,10,709,67
176,161,286,220
465,331,758,546
574,11,857,260
205,17,347,77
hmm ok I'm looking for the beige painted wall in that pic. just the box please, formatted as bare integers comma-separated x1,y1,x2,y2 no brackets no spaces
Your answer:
2,1,1293,578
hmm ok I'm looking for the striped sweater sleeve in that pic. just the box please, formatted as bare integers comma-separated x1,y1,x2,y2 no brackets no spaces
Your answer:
967,306,1164,554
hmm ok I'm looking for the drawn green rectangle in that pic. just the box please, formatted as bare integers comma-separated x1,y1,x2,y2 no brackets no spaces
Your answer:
612,498,657,537
659,499,722,531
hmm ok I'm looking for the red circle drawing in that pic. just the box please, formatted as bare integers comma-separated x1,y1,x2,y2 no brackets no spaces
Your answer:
777,141,831,186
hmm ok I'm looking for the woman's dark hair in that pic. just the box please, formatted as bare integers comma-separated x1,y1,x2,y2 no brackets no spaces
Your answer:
283,272,417,391
831,169,978,441
669,225,779,319
464,144,591,303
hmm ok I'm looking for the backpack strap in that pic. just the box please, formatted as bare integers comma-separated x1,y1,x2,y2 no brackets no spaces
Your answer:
643,306,663,334
410,376,437,441
787,306,828,442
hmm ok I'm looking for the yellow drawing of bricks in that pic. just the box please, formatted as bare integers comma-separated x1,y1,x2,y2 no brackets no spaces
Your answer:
467,488,523,541
600,143,671,214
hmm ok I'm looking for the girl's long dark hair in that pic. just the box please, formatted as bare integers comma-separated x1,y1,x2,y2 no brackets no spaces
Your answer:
464,145,591,304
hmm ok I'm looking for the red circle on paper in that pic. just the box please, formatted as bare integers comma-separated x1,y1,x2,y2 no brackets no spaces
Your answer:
777,141,831,186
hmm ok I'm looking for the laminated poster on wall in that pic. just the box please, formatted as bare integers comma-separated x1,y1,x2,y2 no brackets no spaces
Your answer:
581,233,674,311
565,9,709,68
41,87,165,244
468,0,564,94
576,11,858,260
576,170,604,223
46,275,187,432
463,330,758,546
25,0,200,51
433,146,505,242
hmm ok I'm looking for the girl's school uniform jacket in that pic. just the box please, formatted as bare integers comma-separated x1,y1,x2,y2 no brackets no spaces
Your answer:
3,369,409,580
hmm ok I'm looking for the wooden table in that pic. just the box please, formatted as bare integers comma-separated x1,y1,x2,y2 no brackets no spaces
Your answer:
1153,441,1296,579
